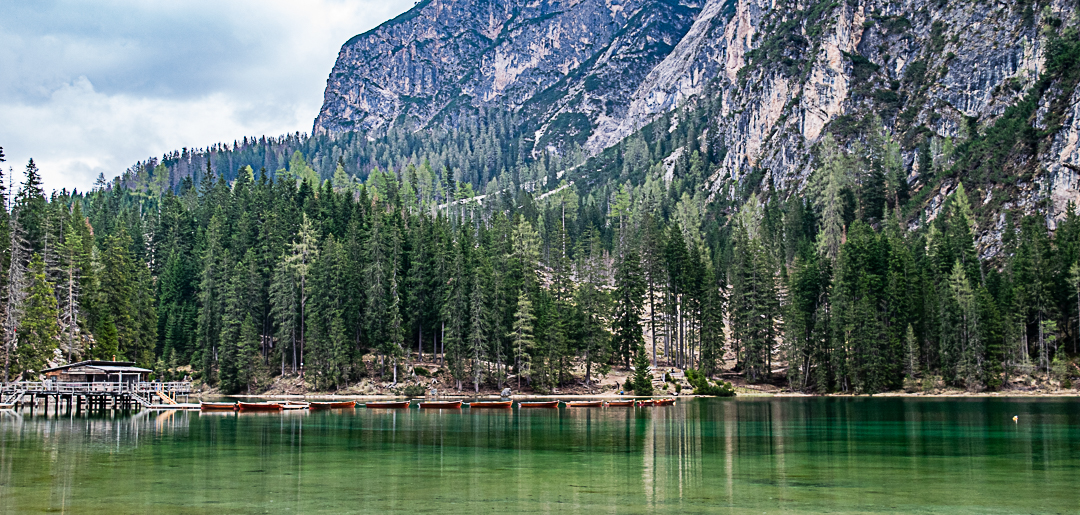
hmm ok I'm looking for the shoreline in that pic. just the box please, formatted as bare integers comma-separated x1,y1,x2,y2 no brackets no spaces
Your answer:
191,390,1080,400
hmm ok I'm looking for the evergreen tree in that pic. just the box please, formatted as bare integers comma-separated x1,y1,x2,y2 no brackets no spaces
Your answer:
612,245,645,367
287,213,319,375
630,345,653,396
13,254,59,379
14,160,47,256
811,135,853,262
510,289,535,389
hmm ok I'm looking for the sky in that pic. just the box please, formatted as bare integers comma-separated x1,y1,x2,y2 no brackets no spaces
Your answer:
0,0,416,193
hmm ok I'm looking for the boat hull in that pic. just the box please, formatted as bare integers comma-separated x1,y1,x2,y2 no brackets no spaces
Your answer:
365,401,410,409
636,399,675,407
605,400,635,407
417,401,462,409
309,401,356,409
200,402,237,411
565,401,603,407
237,402,282,412
518,401,559,408
468,401,512,409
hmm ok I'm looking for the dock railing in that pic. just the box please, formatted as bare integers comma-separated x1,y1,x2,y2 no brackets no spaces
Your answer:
2,381,193,396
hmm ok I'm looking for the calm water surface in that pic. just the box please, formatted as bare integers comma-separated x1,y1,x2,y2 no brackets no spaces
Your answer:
0,397,1078,513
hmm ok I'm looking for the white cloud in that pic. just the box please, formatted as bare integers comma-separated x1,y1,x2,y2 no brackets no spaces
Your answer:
0,0,416,192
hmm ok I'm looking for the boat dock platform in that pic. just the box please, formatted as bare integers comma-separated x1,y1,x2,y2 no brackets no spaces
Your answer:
0,380,194,414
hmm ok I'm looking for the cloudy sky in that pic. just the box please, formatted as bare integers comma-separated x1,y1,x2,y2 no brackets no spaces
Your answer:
0,0,415,193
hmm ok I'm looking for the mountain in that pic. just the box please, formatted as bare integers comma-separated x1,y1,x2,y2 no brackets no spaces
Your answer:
315,0,1080,253
314,0,704,150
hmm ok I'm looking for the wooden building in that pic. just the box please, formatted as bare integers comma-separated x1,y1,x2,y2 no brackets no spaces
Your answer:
40,360,152,383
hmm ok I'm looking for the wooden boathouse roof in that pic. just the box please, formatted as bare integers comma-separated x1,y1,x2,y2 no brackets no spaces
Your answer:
41,360,152,375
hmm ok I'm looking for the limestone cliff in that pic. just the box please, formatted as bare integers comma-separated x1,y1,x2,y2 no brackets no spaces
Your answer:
316,0,1080,252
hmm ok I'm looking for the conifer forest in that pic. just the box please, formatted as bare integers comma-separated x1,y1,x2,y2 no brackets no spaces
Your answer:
3,105,1080,396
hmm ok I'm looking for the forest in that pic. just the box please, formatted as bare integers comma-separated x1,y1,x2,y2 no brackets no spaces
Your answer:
2,102,1080,395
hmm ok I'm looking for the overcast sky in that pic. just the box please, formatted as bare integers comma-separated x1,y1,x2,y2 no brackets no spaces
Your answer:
0,0,415,193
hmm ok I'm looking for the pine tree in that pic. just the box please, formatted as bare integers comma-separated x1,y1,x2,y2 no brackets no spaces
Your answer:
630,344,653,395
811,135,853,262
947,260,982,389
699,266,726,376
575,228,610,387
57,207,87,362
468,257,489,392
904,323,919,380
196,214,226,383
14,159,47,256
218,260,248,394
287,213,319,376
307,237,350,390
14,254,59,378
612,245,645,367
270,256,299,375
510,288,535,389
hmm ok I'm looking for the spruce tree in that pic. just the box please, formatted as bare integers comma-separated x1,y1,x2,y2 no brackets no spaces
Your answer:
510,288,535,389
811,135,852,262
15,254,59,379
612,245,645,367
630,345,653,396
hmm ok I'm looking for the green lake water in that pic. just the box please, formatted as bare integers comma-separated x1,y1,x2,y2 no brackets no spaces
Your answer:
1,397,1078,513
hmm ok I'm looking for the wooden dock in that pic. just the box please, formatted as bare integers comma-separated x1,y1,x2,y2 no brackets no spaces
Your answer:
0,381,193,414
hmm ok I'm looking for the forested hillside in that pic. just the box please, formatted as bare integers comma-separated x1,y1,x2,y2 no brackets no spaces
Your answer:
4,0,1080,394
4,109,1080,394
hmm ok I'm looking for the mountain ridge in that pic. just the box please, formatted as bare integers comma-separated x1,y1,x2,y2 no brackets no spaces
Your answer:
314,0,1080,257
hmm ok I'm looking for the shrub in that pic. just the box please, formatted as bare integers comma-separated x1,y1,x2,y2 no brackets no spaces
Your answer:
402,384,426,397
685,369,736,397
414,367,430,377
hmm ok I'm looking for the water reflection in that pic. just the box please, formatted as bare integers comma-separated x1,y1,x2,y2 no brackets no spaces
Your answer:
0,398,1078,513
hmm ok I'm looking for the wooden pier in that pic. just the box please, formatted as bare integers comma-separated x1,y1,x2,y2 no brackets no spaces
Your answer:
0,380,194,413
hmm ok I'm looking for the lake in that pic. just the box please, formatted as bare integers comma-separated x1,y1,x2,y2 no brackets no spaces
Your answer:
0,397,1077,513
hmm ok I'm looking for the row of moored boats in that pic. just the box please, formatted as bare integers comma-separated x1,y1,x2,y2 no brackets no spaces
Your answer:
201,398,676,412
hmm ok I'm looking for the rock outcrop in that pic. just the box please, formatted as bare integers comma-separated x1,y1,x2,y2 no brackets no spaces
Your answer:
316,0,1080,250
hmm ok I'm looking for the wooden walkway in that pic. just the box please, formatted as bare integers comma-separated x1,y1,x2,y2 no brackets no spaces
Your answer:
0,381,193,414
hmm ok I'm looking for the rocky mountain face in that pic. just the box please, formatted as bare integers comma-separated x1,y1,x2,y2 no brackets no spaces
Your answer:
316,0,1080,251
315,0,702,143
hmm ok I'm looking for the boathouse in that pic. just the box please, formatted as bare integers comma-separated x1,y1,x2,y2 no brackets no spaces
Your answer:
40,360,152,383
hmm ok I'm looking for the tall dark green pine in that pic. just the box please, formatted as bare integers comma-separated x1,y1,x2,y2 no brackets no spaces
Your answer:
14,254,59,378
14,159,47,255
218,259,248,394
698,266,726,377
307,237,350,390
196,214,227,384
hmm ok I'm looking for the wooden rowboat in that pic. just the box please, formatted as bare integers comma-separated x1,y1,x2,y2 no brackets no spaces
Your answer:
237,402,283,412
565,400,603,407
309,401,356,410
636,399,657,407
417,400,462,409
365,401,410,409
518,401,559,408
200,402,237,411
280,401,310,410
468,401,512,409
655,398,676,406
605,400,635,407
